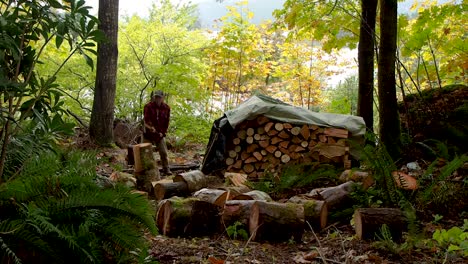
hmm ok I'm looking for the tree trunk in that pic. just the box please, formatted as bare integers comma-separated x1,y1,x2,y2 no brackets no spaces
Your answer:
249,201,305,242
354,208,406,241
232,190,272,202
378,0,401,160
89,0,119,145
357,0,377,132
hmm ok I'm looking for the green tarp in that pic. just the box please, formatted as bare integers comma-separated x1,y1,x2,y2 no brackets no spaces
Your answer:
201,95,366,174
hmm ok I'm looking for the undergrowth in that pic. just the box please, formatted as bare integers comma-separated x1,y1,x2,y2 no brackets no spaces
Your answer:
0,148,157,264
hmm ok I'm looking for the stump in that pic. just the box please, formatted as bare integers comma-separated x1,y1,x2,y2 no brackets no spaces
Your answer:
134,143,160,194
249,201,305,242
288,196,328,231
173,170,207,193
354,208,406,241
154,181,189,201
222,200,256,230
232,190,272,202
193,188,230,207
156,197,197,237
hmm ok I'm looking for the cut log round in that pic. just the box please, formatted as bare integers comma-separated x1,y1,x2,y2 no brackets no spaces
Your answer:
354,208,406,241
173,170,207,193
154,181,189,201
233,190,272,201
188,200,223,237
228,150,237,158
193,188,230,207
244,164,255,173
300,141,309,148
288,196,328,231
246,136,254,144
156,197,197,237
233,138,241,145
234,145,242,153
246,128,255,136
237,130,247,139
290,126,301,136
274,123,284,131
249,201,305,242
226,158,235,166
253,151,263,161
274,150,282,158
281,154,291,163
222,200,256,230
134,143,160,194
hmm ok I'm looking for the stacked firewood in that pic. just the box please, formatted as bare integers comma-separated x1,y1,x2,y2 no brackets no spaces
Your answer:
225,115,351,178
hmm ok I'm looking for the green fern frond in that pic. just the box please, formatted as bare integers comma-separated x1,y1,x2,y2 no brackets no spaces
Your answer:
0,236,22,264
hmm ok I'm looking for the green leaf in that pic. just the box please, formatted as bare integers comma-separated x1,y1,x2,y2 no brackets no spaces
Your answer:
82,53,94,71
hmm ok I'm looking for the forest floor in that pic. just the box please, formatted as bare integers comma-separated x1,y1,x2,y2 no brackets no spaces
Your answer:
85,137,466,264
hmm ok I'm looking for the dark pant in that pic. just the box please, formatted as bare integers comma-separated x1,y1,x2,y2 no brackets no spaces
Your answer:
144,137,169,171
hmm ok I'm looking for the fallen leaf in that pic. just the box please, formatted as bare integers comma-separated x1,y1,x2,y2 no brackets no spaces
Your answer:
303,250,319,260
208,256,224,264
293,252,312,263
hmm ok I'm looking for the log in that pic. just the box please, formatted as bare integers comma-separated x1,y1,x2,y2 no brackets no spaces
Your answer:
134,143,160,194
283,123,293,129
309,181,356,210
253,151,263,161
300,141,309,148
228,150,237,158
244,164,255,173
271,137,283,145
256,115,270,125
246,136,254,144
267,129,279,136
278,130,290,139
154,181,189,201
281,154,291,163
193,188,230,207
265,145,277,154
233,138,241,145
290,126,301,136
291,136,302,144
253,134,261,141
278,141,289,149
340,170,374,189
264,122,274,132
274,123,284,131
222,200,256,230
233,190,272,201
259,140,269,148
156,197,197,237
226,158,235,166
237,130,247,139
224,172,247,186
300,124,310,139
221,186,251,198
246,128,255,136
249,201,305,242
288,196,328,231
257,127,265,135
354,208,406,241
232,159,243,169
188,200,223,237
244,156,258,164
246,144,258,153
324,127,348,138
173,170,207,193
274,150,282,158
234,145,242,152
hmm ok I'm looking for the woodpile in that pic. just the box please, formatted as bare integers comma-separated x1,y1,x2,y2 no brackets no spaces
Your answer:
225,115,351,179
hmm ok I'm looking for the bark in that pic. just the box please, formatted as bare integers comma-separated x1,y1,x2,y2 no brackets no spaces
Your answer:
154,181,189,201
288,196,328,231
378,0,402,159
354,208,406,241
193,188,230,207
232,190,272,202
133,143,160,194
249,201,305,242
221,200,256,230
357,0,378,132
89,0,119,145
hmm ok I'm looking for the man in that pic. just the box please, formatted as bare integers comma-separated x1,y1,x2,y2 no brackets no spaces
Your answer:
143,90,171,175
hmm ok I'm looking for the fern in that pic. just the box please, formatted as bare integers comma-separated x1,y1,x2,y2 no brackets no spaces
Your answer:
0,148,157,263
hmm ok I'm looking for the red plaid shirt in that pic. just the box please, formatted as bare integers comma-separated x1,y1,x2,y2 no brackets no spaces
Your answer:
143,101,170,142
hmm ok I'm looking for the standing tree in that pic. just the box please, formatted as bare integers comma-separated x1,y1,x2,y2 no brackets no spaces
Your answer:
89,0,119,145
357,0,378,132
378,0,401,159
